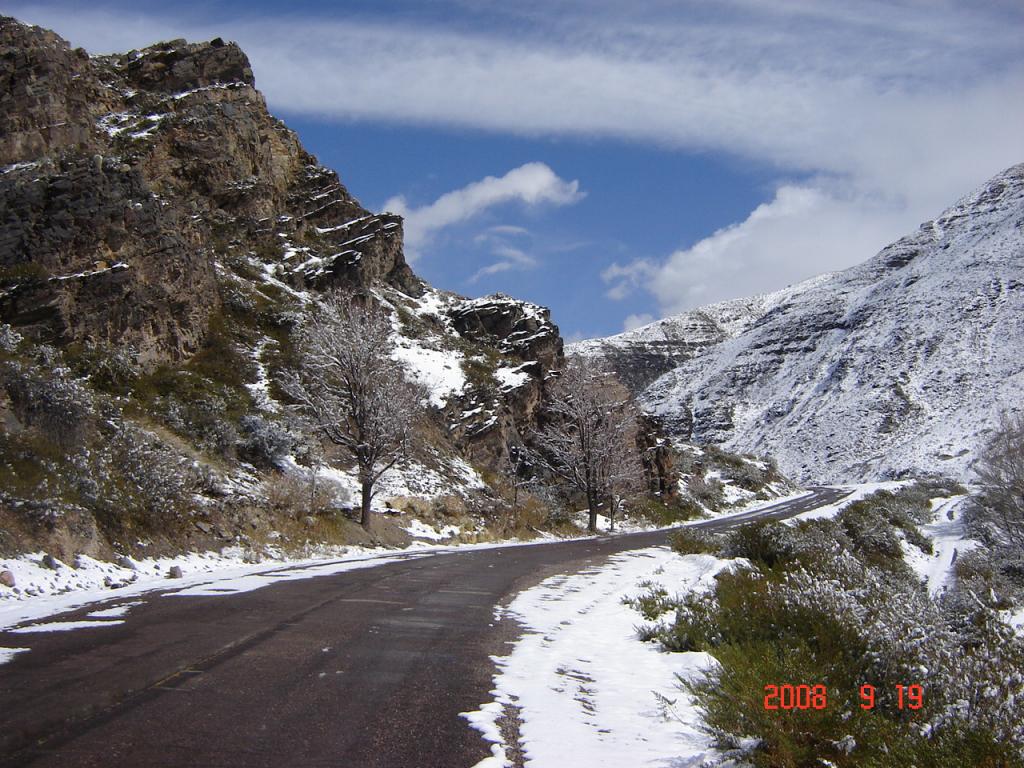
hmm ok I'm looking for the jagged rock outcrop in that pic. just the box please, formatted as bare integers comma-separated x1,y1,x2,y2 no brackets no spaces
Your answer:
0,16,422,360
630,164,1024,483
449,294,562,370
0,154,217,361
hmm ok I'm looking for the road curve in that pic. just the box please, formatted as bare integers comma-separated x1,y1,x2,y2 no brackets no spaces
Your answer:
0,487,848,767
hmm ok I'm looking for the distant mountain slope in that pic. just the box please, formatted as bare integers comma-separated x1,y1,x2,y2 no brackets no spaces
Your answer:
569,274,834,393
588,164,1024,483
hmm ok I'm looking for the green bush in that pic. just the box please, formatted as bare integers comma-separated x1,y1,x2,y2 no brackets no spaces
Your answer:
669,527,721,555
622,583,674,621
722,521,798,568
632,495,703,526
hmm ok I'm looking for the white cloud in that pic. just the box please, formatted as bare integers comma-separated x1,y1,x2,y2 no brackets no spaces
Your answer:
602,261,657,301
616,181,916,314
622,313,655,332
469,245,538,284
382,162,582,259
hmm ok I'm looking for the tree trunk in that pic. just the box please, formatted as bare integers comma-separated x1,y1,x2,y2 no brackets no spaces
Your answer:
587,488,598,532
360,479,373,529
309,460,320,516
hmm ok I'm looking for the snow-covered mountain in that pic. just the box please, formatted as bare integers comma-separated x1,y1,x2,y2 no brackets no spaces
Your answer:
570,274,835,393
576,163,1024,483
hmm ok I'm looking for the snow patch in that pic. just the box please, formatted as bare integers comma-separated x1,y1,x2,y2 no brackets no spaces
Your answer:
10,619,125,633
402,519,461,541
465,547,731,767
0,647,29,666
901,495,978,596
391,339,466,408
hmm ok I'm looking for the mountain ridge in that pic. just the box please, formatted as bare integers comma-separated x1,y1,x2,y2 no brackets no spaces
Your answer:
575,163,1024,483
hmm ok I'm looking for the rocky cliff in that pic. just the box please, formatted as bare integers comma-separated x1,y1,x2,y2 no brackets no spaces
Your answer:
582,164,1024,483
0,18,416,362
0,17,581,558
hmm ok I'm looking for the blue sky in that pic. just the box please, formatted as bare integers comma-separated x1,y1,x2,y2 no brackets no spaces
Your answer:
8,1,1024,340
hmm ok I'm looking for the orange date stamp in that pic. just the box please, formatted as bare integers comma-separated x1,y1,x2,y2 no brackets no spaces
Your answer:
763,684,923,711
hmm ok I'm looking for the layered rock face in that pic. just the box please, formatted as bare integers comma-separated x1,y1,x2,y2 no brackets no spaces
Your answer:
632,164,1024,483
0,18,417,361
0,17,568,490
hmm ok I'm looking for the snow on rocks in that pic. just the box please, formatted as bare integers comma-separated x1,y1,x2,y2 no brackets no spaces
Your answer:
465,547,732,768
494,364,532,392
390,337,466,408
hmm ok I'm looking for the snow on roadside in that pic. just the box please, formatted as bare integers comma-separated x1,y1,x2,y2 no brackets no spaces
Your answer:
0,531,612,635
9,619,126,634
901,495,978,597
402,519,461,541
0,546,428,631
0,647,28,666
680,488,814,527
465,547,734,768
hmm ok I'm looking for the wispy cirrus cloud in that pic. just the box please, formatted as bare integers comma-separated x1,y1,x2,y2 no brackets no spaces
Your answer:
382,162,582,260
468,244,538,284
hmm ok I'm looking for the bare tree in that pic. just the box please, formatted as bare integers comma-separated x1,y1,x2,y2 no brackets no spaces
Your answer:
532,356,644,532
973,413,1024,551
282,292,424,529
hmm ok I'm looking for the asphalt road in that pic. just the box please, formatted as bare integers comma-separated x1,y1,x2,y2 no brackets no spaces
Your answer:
0,487,848,768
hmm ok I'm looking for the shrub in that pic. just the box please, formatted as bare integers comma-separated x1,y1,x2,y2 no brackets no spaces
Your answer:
623,583,674,621
262,470,333,518
63,340,141,395
239,415,293,466
722,521,798,568
461,352,500,396
645,530,1024,766
838,500,904,565
669,527,721,555
0,360,95,449
686,475,724,508
631,495,702,526
86,423,199,542
0,323,23,354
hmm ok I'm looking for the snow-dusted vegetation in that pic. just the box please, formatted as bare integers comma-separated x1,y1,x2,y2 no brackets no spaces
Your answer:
632,479,1024,766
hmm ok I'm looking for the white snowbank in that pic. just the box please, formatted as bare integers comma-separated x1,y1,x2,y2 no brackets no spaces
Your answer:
0,647,29,667
9,619,126,634
901,495,978,596
0,546,425,630
402,519,461,541
465,547,732,767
